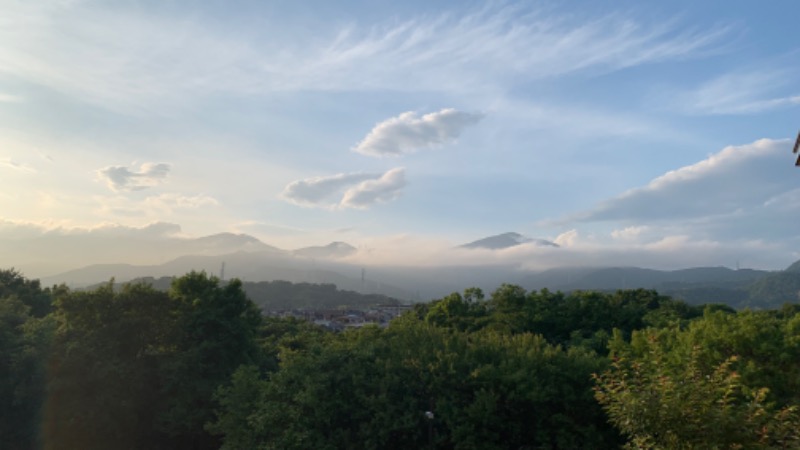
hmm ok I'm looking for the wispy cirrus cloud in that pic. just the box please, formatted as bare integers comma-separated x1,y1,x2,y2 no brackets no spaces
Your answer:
282,168,406,209
0,2,733,112
97,162,170,192
0,158,36,173
353,109,483,157
669,69,800,115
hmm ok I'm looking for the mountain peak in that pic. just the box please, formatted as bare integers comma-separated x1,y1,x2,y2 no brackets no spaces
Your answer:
460,232,558,250
293,241,357,259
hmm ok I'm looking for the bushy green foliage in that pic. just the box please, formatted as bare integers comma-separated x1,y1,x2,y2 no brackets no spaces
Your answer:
419,285,703,353
42,271,263,450
595,314,800,449
211,315,620,449
45,281,176,449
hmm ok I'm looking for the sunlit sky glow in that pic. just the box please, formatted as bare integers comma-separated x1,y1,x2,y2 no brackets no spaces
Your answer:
2,0,799,275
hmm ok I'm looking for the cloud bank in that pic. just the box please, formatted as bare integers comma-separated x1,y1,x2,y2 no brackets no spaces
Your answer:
353,109,483,157
282,168,406,209
97,163,170,192
574,138,793,222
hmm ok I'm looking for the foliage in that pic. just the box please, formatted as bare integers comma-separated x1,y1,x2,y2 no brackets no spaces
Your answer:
420,285,703,353
0,268,55,318
158,273,264,450
44,281,177,450
211,316,620,449
0,268,58,450
42,271,263,450
6,267,800,450
746,272,800,309
595,327,800,449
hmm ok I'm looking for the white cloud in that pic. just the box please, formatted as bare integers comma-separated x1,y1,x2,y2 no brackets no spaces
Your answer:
281,172,379,207
573,138,794,222
611,226,650,241
353,109,483,157
554,229,579,247
335,230,792,271
340,168,407,208
282,168,406,209
97,162,170,192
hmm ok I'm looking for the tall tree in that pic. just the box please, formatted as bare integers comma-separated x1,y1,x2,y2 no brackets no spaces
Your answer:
0,269,55,450
158,272,263,450
44,281,177,450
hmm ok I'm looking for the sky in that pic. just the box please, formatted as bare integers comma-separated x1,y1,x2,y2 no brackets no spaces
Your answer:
1,0,800,273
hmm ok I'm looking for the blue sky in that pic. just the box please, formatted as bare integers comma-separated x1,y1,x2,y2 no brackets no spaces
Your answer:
1,0,799,272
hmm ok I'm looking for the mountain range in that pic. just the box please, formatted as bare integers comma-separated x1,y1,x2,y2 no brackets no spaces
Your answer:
15,230,800,309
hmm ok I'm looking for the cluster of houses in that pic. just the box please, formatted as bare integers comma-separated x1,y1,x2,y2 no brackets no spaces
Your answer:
264,304,414,330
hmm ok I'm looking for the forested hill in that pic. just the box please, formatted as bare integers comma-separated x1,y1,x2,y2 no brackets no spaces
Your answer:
523,261,800,310
89,276,403,310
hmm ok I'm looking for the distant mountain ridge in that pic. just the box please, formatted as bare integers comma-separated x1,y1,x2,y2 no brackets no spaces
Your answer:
24,227,800,310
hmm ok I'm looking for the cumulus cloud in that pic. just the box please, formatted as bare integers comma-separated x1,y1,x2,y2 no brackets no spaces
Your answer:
573,138,794,222
340,168,407,208
611,226,650,241
97,162,170,192
353,109,483,157
281,172,379,206
554,229,579,247
282,168,406,209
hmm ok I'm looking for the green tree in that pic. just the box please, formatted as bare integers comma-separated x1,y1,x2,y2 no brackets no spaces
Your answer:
159,272,263,450
0,269,56,450
0,268,54,318
44,281,177,450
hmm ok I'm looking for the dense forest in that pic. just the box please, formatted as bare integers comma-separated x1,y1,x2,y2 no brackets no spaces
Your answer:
3,268,800,449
